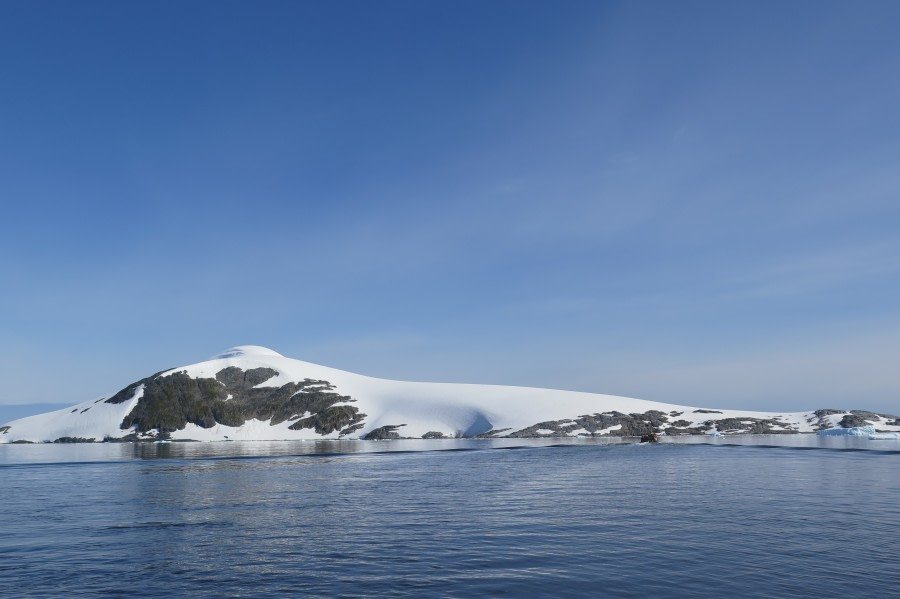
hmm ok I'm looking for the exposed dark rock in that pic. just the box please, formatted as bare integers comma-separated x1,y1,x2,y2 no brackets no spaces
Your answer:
80,408,90,413
850,410,891,421
105,369,173,404
362,425,406,440
811,410,843,430
0,426,10,434
120,373,238,432
473,428,511,438
669,411,684,417
814,409,845,417
708,417,794,434
840,414,872,428
339,422,366,437
811,409,897,431
214,366,278,389
105,430,171,442
115,367,365,437
509,420,578,437
693,409,723,414
422,431,446,439
104,433,150,443
640,410,670,427
11,440,33,444
665,426,710,435
290,405,365,436
53,437,95,443
509,410,670,437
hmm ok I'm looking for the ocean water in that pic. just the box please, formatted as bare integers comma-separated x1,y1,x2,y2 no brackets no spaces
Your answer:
1,437,898,598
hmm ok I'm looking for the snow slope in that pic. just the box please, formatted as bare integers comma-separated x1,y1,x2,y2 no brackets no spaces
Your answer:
2,346,899,443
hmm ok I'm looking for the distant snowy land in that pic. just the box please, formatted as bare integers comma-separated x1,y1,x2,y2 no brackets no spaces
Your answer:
2,346,898,443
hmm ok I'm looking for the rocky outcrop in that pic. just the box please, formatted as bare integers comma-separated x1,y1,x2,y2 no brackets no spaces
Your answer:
507,411,671,437
706,417,795,434
115,367,366,437
840,414,871,428
362,425,406,440
497,411,800,437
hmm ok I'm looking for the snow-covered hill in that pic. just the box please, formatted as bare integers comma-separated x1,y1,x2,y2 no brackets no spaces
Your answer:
2,346,898,443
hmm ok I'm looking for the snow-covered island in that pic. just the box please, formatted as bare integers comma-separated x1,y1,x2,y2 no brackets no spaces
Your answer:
2,346,898,443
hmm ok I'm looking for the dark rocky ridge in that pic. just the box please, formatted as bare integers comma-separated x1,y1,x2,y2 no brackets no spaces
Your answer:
362,425,407,440
105,369,173,404
110,367,365,438
809,408,898,431
706,417,794,434
507,411,670,438
814,409,845,417
840,414,871,429
495,411,800,438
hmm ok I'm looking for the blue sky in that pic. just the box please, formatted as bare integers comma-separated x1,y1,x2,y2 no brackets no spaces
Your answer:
1,0,899,414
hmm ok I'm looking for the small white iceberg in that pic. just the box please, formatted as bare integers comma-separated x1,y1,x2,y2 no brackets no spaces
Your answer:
816,425,876,437
869,432,900,440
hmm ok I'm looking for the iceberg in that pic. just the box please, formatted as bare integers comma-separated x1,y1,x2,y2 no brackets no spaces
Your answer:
869,432,900,440
816,425,875,437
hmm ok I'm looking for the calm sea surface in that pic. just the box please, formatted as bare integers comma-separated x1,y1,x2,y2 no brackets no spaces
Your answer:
2,437,898,598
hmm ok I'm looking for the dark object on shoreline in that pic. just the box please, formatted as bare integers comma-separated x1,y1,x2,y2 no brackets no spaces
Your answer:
640,433,659,443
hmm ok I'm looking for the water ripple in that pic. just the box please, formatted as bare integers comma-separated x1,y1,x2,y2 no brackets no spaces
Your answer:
1,441,898,597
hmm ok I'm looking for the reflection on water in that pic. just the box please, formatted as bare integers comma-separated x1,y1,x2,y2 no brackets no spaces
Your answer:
1,439,898,597
1,433,897,466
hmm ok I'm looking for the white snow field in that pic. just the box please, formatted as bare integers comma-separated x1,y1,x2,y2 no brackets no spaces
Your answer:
2,346,899,443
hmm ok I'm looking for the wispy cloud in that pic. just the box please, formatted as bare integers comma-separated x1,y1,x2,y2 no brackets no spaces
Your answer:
720,241,900,299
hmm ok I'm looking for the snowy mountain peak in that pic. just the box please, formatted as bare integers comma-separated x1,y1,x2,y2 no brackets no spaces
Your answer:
2,347,899,443
212,346,285,360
